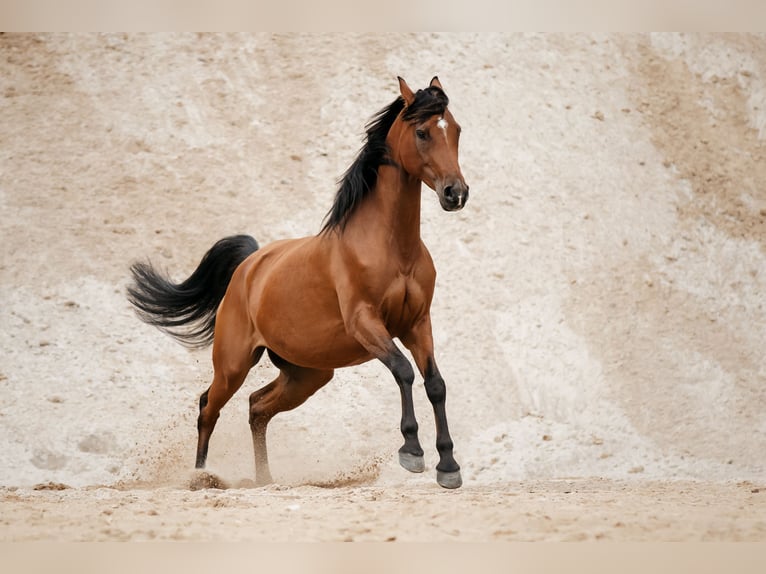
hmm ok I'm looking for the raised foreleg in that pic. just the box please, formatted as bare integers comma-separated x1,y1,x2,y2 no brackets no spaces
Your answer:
346,305,427,475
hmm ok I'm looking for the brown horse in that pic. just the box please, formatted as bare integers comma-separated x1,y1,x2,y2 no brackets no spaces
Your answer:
128,76,469,489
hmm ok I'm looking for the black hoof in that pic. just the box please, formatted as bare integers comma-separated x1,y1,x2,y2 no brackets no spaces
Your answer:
436,470,462,489
399,451,426,473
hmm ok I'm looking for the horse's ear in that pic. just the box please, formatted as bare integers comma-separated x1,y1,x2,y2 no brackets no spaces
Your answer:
398,76,415,106
430,76,443,90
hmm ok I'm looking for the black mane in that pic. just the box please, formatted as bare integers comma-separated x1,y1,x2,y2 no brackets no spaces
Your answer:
320,86,449,234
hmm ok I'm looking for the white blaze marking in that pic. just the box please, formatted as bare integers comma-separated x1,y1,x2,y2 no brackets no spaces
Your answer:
437,117,449,144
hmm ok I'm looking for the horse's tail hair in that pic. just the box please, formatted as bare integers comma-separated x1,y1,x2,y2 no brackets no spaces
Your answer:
127,234,259,349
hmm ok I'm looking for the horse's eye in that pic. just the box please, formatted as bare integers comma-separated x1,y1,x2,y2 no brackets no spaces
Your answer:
415,129,428,141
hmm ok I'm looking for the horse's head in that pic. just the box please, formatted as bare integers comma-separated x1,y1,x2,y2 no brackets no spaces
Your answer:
392,76,469,212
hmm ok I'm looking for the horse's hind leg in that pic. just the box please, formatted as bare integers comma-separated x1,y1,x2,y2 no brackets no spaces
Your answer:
195,342,263,470
248,351,333,486
196,372,246,469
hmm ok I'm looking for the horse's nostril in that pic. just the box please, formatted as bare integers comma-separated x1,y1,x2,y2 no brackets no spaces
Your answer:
443,186,455,200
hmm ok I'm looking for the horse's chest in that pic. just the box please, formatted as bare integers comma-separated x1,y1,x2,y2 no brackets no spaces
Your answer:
380,274,427,335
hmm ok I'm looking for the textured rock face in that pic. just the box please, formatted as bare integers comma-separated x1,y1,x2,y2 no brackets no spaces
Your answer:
1,34,764,493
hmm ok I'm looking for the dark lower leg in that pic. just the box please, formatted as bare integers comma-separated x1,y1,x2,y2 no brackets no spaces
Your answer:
423,361,461,486
195,425,215,469
430,400,459,473
382,350,424,471
195,364,250,470
196,388,217,468
398,378,424,459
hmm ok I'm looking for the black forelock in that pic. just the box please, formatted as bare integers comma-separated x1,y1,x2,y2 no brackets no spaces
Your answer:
402,86,449,124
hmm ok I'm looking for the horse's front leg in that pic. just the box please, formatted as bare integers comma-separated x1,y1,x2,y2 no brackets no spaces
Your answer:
402,315,462,489
346,305,425,474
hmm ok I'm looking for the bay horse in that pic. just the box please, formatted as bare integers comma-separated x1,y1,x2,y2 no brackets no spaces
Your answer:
127,77,469,489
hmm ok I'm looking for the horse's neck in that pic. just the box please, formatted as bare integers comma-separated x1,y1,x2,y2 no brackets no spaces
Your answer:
343,164,423,261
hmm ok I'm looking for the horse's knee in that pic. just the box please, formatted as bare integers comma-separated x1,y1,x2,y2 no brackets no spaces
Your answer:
424,374,446,404
388,353,415,387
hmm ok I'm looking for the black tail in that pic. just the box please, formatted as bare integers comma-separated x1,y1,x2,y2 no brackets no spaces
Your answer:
127,234,259,349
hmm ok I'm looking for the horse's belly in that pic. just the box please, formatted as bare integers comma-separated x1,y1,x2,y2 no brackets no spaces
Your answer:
260,308,371,370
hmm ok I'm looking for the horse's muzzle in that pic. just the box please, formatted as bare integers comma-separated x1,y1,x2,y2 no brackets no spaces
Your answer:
438,181,469,212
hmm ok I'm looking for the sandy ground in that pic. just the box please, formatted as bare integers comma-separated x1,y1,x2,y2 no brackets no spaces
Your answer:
2,480,764,542
1,33,765,541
